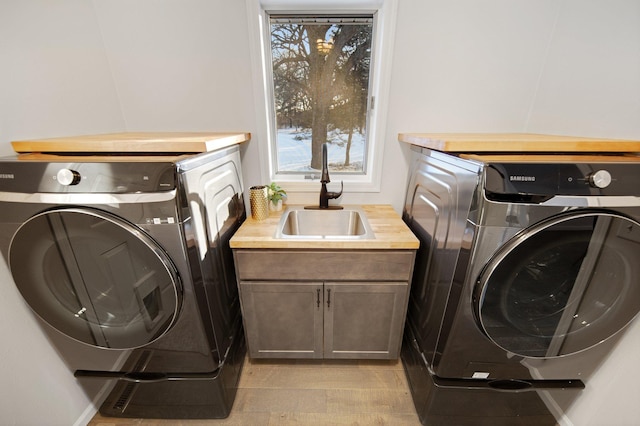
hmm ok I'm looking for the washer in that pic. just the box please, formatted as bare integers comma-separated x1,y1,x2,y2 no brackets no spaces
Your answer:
0,146,246,419
401,148,640,425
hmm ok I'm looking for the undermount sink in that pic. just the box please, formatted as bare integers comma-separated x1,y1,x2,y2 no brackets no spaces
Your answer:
275,206,375,239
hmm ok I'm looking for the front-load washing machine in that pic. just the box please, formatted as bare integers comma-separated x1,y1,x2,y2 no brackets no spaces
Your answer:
0,146,246,419
401,148,640,425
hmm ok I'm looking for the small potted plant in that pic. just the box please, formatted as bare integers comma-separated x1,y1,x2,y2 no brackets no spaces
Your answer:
267,182,287,212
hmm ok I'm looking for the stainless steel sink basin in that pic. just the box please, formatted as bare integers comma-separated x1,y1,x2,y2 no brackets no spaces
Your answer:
275,206,375,239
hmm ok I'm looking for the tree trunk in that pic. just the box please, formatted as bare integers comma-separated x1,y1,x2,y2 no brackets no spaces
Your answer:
345,127,353,167
304,25,359,170
310,85,330,169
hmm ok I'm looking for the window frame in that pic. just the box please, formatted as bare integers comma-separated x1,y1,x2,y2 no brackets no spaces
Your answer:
245,0,398,193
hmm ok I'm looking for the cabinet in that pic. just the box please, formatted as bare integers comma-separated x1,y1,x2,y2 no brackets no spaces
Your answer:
234,250,415,360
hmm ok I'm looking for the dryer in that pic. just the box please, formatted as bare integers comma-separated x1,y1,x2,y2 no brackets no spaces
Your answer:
0,146,246,419
401,148,640,425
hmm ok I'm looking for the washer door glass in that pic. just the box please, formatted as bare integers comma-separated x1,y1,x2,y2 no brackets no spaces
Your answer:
475,212,640,358
9,208,182,349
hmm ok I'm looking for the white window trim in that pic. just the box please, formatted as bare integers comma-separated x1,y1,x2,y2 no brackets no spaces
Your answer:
245,0,398,193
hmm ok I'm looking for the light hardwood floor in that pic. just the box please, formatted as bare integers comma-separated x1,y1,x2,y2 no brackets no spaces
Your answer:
88,357,421,426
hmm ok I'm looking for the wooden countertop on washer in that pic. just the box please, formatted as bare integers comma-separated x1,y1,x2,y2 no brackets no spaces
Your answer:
11,132,251,154
398,133,640,153
230,205,419,250
459,153,640,163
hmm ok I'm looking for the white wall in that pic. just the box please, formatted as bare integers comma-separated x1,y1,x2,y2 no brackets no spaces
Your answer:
0,1,126,425
0,0,638,424
388,0,640,138
562,319,640,426
0,0,125,153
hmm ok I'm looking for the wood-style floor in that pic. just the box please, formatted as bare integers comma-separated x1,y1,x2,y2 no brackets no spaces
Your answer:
88,357,421,426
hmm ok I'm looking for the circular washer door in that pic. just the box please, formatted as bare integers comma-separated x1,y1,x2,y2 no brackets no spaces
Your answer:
9,208,182,349
475,211,640,358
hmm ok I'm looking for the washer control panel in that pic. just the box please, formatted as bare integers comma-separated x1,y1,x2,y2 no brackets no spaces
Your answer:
484,161,640,201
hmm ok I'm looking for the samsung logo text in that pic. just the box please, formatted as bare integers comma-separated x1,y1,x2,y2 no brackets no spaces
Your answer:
510,175,536,182
0,173,15,179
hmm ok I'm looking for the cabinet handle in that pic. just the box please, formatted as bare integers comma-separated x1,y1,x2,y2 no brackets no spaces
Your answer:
316,288,321,309
326,288,331,309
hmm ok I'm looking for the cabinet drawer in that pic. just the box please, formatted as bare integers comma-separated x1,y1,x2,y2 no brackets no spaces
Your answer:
234,250,415,281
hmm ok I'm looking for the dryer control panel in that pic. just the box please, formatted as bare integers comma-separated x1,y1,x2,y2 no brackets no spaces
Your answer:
0,158,176,193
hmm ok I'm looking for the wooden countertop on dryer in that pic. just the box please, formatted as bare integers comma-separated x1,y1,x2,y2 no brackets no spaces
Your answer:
398,133,640,153
230,204,419,250
11,132,251,154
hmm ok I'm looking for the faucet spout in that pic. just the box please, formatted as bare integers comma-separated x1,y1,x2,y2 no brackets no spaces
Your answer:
321,143,330,184
319,143,343,209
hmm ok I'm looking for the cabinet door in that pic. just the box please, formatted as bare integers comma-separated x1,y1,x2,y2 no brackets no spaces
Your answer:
324,282,409,359
239,281,323,359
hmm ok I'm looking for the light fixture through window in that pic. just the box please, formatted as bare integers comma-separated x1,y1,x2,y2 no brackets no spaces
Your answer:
316,38,334,55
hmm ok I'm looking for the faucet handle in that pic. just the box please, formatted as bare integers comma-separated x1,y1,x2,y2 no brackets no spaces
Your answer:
327,181,343,200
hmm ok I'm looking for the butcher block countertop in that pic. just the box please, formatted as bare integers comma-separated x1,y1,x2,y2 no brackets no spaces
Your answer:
398,133,640,153
230,205,419,250
11,132,251,154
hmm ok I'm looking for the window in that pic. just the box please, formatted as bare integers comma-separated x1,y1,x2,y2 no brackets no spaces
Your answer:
247,0,398,191
269,15,373,175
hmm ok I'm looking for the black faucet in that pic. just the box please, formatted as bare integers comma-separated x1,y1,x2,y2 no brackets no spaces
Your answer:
319,143,343,209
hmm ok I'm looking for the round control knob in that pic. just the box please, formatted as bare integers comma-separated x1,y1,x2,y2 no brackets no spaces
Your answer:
56,169,81,186
589,170,612,189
